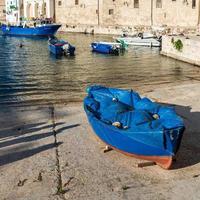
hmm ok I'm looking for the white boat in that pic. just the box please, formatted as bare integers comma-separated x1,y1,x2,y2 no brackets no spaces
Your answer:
116,33,161,47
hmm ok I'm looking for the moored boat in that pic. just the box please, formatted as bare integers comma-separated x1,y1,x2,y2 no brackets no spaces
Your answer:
48,37,75,56
1,23,61,37
84,85,185,169
116,32,161,47
91,41,127,55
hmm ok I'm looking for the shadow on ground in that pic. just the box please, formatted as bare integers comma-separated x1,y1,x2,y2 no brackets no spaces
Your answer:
0,104,80,167
145,102,200,169
0,102,200,170
0,122,80,149
172,104,200,169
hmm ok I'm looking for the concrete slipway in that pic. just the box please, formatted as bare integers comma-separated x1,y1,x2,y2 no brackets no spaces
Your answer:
0,81,200,200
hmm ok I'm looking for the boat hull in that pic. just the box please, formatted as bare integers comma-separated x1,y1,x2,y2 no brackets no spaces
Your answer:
91,42,120,55
86,111,175,169
84,85,185,169
48,39,75,56
116,37,161,47
106,142,172,169
1,24,61,36
48,43,63,55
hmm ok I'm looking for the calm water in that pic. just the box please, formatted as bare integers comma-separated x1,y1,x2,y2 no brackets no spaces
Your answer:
0,33,199,105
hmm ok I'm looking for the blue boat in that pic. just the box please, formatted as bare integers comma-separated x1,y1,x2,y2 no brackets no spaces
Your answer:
91,42,124,55
84,85,185,169
1,24,61,37
48,37,75,56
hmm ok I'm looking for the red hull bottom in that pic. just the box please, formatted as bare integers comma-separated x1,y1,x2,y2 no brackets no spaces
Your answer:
106,144,173,169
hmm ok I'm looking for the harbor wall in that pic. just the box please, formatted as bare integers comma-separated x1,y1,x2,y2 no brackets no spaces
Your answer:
161,35,200,66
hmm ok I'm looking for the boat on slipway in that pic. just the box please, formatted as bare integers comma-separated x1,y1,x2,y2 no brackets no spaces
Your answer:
1,20,61,37
91,41,127,55
116,32,161,47
48,37,75,56
84,85,185,169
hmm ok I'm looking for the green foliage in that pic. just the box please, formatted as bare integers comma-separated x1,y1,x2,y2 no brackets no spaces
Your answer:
10,5,18,10
171,38,183,52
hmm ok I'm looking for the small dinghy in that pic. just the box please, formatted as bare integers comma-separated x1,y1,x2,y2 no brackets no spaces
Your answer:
48,37,75,56
84,85,185,169
91,41,127,55
116,32,161,47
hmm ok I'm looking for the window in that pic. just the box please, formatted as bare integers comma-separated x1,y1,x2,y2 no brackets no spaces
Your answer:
109,9,114,15
134,0,139,8
58,1,62,6
75,0,79,5
192,0,196,8
156,0,162,8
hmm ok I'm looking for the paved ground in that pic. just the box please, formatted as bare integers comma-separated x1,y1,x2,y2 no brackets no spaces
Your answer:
0,82,200,200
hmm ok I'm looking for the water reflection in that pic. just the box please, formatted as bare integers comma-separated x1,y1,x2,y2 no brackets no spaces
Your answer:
0,33,199,105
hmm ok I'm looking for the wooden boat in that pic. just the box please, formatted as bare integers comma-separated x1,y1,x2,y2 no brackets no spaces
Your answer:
91,41,126,55
116,32,161,47
1,20,61,37
84,85,185,169
48,37,75,56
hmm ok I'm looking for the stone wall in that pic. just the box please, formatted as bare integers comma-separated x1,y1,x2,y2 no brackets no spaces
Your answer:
152,0,200,27
55,0,200,34
161,35,200,66
101,0,151,27
55,0,99,26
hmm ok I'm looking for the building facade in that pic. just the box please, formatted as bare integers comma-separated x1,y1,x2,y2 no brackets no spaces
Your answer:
23,0,54,19
55,0,99,26
55,0,200,33
3,0,200,31
153,0,200,27
5,0,55,24
0,0,6,22
5,0,23,23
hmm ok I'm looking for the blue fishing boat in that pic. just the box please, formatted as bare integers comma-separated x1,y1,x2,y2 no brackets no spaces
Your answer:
1,24,61,37
91,42,125,55
48,37,75,56
84,85,185,169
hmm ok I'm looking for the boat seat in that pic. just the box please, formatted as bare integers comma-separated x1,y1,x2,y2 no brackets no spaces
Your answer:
84,97,100,112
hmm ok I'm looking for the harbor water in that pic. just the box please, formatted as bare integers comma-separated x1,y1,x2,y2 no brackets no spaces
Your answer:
0,33,199,106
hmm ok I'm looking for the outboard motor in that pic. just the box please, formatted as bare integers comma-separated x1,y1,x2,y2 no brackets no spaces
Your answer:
111,45,120,55
62,43,70,55
62,43,75,56
138,32,143,39
158,35,162,42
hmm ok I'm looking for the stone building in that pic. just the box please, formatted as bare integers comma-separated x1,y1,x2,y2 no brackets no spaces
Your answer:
55,0,200,33
2,0,200,32
0,0,6,22
55,0,99,26
153,0,200,27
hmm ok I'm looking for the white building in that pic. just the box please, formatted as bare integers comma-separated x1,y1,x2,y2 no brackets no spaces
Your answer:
23,0,55,19
5,0,55,24
6,0,23,23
